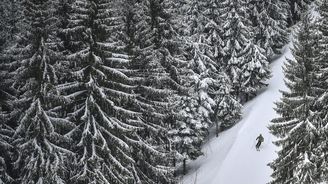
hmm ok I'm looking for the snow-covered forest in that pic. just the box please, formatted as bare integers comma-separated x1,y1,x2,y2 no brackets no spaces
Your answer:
0,0,327,183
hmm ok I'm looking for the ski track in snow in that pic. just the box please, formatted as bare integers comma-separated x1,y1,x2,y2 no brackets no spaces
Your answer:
181,41,294,184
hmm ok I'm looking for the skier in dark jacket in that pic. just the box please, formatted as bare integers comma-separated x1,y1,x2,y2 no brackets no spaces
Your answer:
256,134,264,151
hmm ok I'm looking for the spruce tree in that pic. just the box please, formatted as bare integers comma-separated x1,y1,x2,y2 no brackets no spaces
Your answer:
221,0,250,102
173,0,217,163
221,0,270,103
180,0,219,129
0,0,21,51
56,0,74,53
0,59,16,183
269,13,321,184
213,72,242,131
170,1,244,170
64,0,174,183
122,0,180,182
169,0,234,172
248,0,289,58
313,0,328,182
119,0,182,176
2,0,75,183
123,0,192,172
203,0,225,61
239,42,271,97
0,121,14,183
0,69,15,182
285,0,314,25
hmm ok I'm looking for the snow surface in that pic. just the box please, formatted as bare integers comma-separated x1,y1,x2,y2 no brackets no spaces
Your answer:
181,41,293,184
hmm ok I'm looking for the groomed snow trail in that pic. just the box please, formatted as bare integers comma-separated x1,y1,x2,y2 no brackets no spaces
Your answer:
181,42,293,184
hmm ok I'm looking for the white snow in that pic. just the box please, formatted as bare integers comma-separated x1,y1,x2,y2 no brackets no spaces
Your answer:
181,41,293,184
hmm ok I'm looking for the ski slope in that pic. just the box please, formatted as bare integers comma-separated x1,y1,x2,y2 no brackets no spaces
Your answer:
181,41,293,184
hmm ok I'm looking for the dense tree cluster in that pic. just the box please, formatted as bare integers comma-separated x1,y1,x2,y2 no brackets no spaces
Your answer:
0,0,311,183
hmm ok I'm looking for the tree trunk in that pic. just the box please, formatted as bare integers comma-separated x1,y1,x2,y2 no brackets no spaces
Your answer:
215,121,219,137
183,158,187,175
213,106,220,137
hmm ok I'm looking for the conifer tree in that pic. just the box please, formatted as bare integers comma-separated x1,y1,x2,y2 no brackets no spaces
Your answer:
124,0,193,170
285,0,314,25
0,121,14,183
313,0,328,182
197,0,227,121
174,0,217,152
169,0,224,171
64,0,174,183
180,0,218,128
122,0,182,182
0,62,15,183
203,0,225,61
269,13,321,184
56,0,74,53
221,0,251,102
0,0,21,51
172,91,207,162
2,0,75,183
248,0,289,58
0,33,16,183
120,0,181,173
221,0,270,102
239,42,271,97
213,72,242,131
170,1,244,169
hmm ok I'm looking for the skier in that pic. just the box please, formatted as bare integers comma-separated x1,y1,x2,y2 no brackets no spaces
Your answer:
255,134,264,151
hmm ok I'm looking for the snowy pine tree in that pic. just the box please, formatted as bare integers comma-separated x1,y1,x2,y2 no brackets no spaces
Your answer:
221,0,270,103
121,0,182,181
0,68,15,182
0,121,14,183
119,0,180,173
166,1,244,173
248,0,289,58
56,0,74,53
0,58,16,183
63,0,174,183
120,0,193,173
171,0,224,170
239,42,271,98
213,72,242,131
203,0,225,60
269,13,321,184
174,0,217,158
2,0,75,183
285,0,314,25
0,0,21,51
313,1,328,182
180,0,221,129
294,152,318,183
